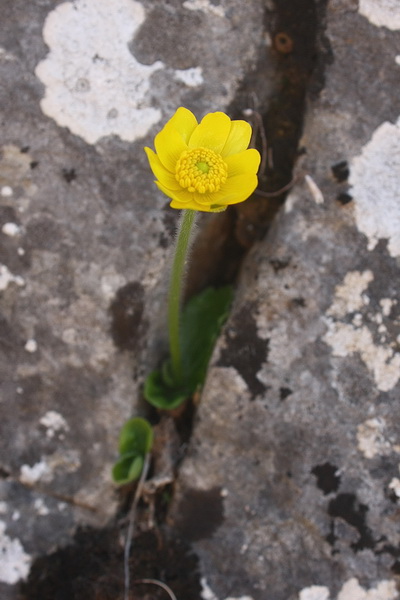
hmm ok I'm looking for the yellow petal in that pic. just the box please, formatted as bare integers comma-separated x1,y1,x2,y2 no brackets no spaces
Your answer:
217,173,258,205
221,119,252,157
155,181,194,204
154,122,188,172
155,181,177,201
168,107,198,143
170,199,189,210
170,198,201,211
157,182,219,211
188,112,231,153
170,199,220,212
144,147,181,190
157,183,208,207
225,149,261,177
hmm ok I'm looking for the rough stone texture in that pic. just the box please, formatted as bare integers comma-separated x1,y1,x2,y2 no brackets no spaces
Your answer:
0,0,267,597
169,3,400,600
3,0,400,598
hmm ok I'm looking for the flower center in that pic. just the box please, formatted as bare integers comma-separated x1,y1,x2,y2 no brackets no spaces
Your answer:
175,148,228,194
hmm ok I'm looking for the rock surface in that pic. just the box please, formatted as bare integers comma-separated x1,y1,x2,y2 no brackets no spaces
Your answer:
169,2,400,600
1,0,400,599
0,0,267,597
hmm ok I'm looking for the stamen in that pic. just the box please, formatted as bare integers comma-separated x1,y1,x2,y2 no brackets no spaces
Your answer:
175,148,228,194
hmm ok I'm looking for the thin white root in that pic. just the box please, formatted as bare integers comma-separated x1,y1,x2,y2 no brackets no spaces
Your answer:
124,452,152,600
133,578,178,600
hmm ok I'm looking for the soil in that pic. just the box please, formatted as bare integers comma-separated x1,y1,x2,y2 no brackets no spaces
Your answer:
19,527,201,600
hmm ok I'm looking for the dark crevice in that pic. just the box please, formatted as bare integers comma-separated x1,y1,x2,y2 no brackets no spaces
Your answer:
326,493,400,564
20,527,201,600
328,493,375,552
0,465,11,479
279,387,293,401
312,462,341,495
336,191,353,205
185,0,331,298
391,561,400,575
61,167,77,183
217,304,268,398
331,160,350,182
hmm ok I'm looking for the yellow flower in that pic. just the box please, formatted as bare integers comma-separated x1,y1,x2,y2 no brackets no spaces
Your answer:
144,107,261,212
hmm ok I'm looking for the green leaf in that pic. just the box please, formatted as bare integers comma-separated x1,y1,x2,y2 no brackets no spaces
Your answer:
181,285,233,392
143,286,233,410
112,453,144,485
144,369,188,410
112,417,153,485
118,417,153,455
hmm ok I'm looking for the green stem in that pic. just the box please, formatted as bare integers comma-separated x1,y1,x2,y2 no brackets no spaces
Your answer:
168,209,196,384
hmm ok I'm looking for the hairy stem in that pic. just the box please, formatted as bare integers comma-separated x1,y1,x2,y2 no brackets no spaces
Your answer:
168,209,196,384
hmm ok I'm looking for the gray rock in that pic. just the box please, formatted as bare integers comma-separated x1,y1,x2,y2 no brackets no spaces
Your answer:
170,2,400,600
0,0,267,595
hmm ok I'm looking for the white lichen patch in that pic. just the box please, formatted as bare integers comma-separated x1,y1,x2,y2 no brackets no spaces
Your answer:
39,410,70,439
35,0,164,144
299,586,330,600
0,264,25,291
352,313,363,327
34,498,50,516
199,578,216,600
327,270,373,317
100,269,127,301
325,321,400,392
1,185,13,197
337,578,398,600
19,460,52,485
183,0,225,18
2,222,20,237
388,477,400,498
358,0,400,31
174,66,204,87
201,577,254,600
0,521,31,584
298,578,398,600
356,417,394,459
324,271,400,392
19,451,80,485
380,298,396,317
350,118,400,257
24,339,38,353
